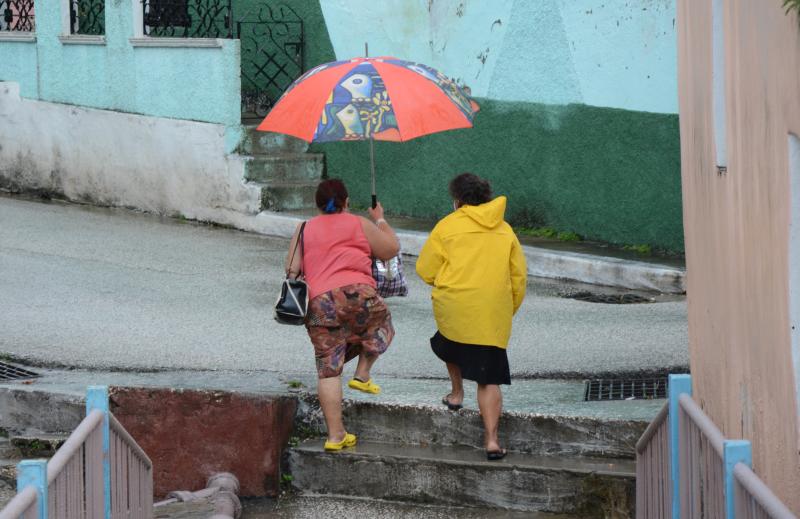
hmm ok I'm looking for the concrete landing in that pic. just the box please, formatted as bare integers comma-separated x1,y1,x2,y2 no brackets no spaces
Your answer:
289,440,634,516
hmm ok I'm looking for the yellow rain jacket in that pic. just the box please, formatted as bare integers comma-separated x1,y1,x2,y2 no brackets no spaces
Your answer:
416,196,527,348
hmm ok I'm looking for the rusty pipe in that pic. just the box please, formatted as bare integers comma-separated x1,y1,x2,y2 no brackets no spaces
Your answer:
154,472,241,519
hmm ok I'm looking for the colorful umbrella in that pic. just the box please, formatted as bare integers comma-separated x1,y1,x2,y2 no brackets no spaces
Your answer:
257,53,478,207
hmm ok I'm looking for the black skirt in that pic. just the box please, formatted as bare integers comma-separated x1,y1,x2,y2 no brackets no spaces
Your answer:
430,331,511,385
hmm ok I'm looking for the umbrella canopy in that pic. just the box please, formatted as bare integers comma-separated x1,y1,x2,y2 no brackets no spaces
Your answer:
257,57,478,143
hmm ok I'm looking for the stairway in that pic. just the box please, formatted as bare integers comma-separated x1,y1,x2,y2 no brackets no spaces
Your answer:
286,400,639,518
0,433,66,508
238,126,324,212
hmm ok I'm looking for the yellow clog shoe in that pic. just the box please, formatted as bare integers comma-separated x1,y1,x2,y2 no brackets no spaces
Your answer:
324,432,357,452
348,378,381,395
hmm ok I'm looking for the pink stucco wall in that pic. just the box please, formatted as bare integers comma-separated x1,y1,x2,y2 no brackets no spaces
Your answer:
677,0,800,510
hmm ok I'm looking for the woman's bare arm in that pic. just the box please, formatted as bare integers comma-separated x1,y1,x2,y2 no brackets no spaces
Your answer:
285,223,304,278
360,203,400,261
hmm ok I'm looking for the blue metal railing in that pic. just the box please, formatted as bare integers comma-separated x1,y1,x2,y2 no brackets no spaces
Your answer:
0,386,153,519
636,374,797,519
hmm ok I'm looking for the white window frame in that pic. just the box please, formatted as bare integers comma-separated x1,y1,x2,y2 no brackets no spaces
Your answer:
712,0,727,174
789,133,800,435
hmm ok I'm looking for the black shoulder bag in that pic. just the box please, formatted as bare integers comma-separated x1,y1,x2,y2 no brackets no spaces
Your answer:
275,222,308,325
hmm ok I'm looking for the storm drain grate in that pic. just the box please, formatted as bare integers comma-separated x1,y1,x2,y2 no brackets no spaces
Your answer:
0,361,40,381
584,376,668,401
564,291,654,304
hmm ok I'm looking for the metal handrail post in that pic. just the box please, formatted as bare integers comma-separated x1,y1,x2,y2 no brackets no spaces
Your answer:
724,440,752,519
87,386,111,519
668,373,692,519
16,460,47,519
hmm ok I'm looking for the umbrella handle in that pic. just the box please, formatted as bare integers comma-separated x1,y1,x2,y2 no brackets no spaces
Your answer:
371,194,377,209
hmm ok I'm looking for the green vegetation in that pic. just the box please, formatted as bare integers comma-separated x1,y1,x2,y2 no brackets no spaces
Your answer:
556,231,581,242
517,227,582,242
784,0,800,23
623,244,653,255
286,380,304,389
280,474,294,485
517,226,557,238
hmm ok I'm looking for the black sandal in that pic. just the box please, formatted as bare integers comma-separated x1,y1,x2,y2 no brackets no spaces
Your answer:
486,449,507,461
441,396,463,411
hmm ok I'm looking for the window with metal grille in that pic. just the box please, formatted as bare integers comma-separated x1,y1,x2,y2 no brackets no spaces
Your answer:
142,0,231,38
0,0,34,32
144,0,190,29
70,0,104,35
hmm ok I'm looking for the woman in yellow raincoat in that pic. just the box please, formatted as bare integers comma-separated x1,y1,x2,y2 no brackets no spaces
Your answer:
416,173,527,460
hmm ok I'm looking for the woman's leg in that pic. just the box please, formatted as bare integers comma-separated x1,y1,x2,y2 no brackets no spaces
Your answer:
354,352,379,381
318,376,345,443
445,362,464,405
477,384,503,451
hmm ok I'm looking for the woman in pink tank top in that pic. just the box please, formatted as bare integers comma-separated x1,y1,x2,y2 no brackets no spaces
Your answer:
285,179,399,452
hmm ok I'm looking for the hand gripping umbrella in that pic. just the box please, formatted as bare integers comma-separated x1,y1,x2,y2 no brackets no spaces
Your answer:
257,45,479,208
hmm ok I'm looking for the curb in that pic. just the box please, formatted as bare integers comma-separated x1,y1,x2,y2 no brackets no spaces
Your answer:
217,210,686,294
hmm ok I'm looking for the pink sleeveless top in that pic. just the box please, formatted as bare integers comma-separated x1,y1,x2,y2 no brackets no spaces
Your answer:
302,212,376,299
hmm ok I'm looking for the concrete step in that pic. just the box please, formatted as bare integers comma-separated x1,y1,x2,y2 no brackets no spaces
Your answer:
242,495,576,518
243,154,324,184
288,440,634,517
0,438,21,488
239,128,310,155
0,433,65,491
297,399,648,460
0,438,22,465
10,433,67,457
255,182,319,212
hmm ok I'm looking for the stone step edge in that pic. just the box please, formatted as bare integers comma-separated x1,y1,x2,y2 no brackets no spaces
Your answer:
297,396,649,461
239,153,324,162
291,440,636,478
268,494,568,518
247,180,321,188
248,212,686,293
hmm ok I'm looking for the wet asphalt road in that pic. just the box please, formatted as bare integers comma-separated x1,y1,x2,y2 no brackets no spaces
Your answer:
0,195,688,379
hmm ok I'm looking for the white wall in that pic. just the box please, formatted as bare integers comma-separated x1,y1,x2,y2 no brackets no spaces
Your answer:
0,82,259,219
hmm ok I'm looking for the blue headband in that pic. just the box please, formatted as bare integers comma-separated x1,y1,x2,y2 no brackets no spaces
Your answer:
324,198,337,213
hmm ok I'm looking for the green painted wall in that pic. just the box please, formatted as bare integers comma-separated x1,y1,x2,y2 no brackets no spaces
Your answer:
315,99,684,252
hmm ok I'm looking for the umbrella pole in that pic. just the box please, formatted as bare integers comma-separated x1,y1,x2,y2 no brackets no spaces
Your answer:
370,136,377,209
364,42,377,210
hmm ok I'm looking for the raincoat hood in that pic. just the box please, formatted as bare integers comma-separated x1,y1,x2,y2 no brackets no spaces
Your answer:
460,196,507,229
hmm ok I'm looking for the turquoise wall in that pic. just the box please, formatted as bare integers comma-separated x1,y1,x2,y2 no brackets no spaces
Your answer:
319,0,677,114
0,41,38,97
0,0,241,129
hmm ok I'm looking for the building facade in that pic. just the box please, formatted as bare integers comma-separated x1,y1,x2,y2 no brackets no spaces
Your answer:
678,0,800,509
0,0,683,251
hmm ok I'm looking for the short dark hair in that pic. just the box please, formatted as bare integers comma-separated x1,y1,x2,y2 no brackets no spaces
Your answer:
315,178,348,214
449,173,492,206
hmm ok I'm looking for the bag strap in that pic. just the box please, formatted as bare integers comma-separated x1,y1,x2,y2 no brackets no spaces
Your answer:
287,222,306,279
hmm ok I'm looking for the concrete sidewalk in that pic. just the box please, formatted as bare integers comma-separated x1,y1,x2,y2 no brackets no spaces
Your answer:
0,194,688,379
